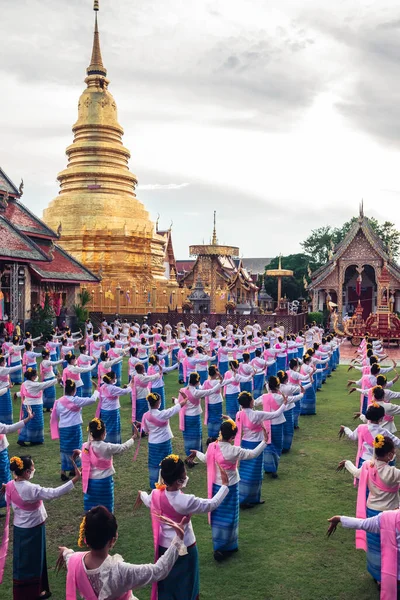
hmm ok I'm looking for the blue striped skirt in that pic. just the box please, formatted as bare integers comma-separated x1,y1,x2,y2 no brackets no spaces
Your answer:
207,402,222,438
10,361,22,384
239,440,263,505
267,362,277,378
80,370,93,397
172,348,179,364
158,543,199,600
148,439,172,490
362,395,368,416
240,380,252,393
42,377,56,410
92,362,98,378
297,348,304,360
263,423,283,473
183,415,202,456
62,360,68,370
366,507,381,581
151,386,165,410
282,408,295,451
253,374,265,399
293,394,301,427
50,353,58,362
59,424,82,471
136,398,149,424
0,389,13,424
300,385,316,416
163,354,170,368
100,408,121,444
218,361,229,376
249,352,255,361
198,370,208,385
13,522,48,592
18,404,44,444
276,356,286,372
113,361,122,386
0,448,11,508
84,475,114,513
178,362,184,381
211,482,239,552
315,368,322,390
225,392,239,419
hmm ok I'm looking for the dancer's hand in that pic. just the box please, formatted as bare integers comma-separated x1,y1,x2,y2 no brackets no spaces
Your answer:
353,412,361,420
72,449,81,460
336,460,346,472
217,463,229,486
131,423,139,440
338,426,345,439
347,380,356,387
263,427,270,444
327,516,341,537
23,405,34,423
347,365,354,372
348,388,356,395
188,450,197,462
70,459,81,484
133,491,143,512
156,514,190,540
55,547,68,573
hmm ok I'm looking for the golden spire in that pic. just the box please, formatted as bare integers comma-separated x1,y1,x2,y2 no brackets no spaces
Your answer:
212,210,218,245
278,254,282,270
87,1,107,77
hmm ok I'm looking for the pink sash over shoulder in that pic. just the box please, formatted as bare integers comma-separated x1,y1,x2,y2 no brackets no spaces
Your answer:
380,509,400,600
66,552,131,600
261,393,280,445
0,481,43,583
50,396,81,440
356,461,400,552
81,443,113,494
141,411,168,432
234,410,263,446
206,441,237,522
130,376,150,422
178,387,200,432
150,488,191,600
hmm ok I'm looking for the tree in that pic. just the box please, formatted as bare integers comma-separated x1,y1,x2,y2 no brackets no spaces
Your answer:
263,253,309,301
301,216,400,270
73,289,91,332
29,294,55,339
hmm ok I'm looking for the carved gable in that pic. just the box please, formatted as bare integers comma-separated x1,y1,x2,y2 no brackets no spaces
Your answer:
340,231,382,263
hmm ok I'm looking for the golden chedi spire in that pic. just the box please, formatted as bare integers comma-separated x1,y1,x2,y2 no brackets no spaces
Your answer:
43,1,167,285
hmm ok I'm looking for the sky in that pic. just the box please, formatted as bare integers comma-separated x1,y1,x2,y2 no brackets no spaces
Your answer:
1,0,400,260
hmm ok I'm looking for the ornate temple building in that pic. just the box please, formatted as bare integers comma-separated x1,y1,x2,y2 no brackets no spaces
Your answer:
0,167,98,324
176,213,259,314
43,2,178,314
308,206,400,321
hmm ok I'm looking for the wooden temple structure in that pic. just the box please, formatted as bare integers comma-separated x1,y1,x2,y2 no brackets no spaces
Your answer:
0,168,99,325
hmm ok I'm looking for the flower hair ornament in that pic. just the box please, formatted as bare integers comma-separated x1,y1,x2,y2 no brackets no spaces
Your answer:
162,454,180,464
373,434,385,449
371,401,380,409
224,418,237,430
78,516,86,547
155,483,167,490
26,367,33,373
147,392,159,402
10,456,23,470
89,417,103,431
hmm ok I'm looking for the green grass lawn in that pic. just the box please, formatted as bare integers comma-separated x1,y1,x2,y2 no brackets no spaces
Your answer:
1,365,387,599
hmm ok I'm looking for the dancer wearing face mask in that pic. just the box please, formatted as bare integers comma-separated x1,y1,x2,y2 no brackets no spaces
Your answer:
0,454,81,600
136,454,229,600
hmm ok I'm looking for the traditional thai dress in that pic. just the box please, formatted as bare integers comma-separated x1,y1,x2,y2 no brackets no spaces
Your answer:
279,382,301,452
40,358,62,410
255,392,300,474
344,458,400,583
108,347,126,386
89,339,109,378
96,383,131,444
18,378,57,444
96,357,123,388
299,364,316,418
238,362,253,393
274,342,287,372
141,484,227,600
264,347,278,378
202,379,224,438
222,371,251,419
217,346,230,376
0,417,26,508
76,353,94,397
128,355,147,383
9,343,25,384
198,439,265,553
81,437,134,513
130,372,159,425
62,362,97,398
60,344,75,369
141,404,181,489
50,391,99,472
251,356,267,399
235,405,284,505
45,340,61,363
343,422,400,471
63,543,182,600
0,478,74,600
147,363,178,411
23,350,42,373
178,384,221,455
288,368,311,423
0,365,21,423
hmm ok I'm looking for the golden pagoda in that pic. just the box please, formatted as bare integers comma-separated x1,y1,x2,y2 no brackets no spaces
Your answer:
43,1,177,313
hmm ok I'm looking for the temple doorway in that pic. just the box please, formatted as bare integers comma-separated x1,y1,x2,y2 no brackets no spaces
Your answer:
343,265,376,320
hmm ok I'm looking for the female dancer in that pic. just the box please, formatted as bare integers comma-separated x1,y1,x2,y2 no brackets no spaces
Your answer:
141,392,187,489
0,455,80,599
202,366,224,439
138,455,229,599
192,420,268,561
76,344,96,397
0,354,22,424
17,368,58,447
50,378,99,481
97,371,131,444
147,355,178,411
9,336,25,384
222,360,252,419
59,505,186,600
77,417,137,513
40,349,63,412
130,363,161,427
63,352,98,397
235,391,286,508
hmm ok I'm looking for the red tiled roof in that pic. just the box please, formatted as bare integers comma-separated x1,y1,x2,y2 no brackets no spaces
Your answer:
176,260,195,272
30,241,99,283
0,167,19,196
0,216,50,261
4,200,58,239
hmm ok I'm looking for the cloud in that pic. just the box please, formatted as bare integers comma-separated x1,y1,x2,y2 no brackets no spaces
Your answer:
138,183,189,190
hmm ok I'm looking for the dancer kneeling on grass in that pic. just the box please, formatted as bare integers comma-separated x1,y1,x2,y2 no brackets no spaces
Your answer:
235,391,287,509
50,378,100,481
190,419,268,562
327,505,400,599
337,434,400,586
137,455,229,599
141,392,188,490
76,417,138,514
58,505,187,600
0,455,80,600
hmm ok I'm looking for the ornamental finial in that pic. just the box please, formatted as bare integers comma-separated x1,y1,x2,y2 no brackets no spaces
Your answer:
212,211,218,245
94,0,99,11
87,1,107,77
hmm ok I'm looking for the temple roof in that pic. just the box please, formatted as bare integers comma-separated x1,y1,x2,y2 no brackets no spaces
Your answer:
0,167,19,197
5,199,58,239
0,215,50,262
309,212,400,288
30,241,99,283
